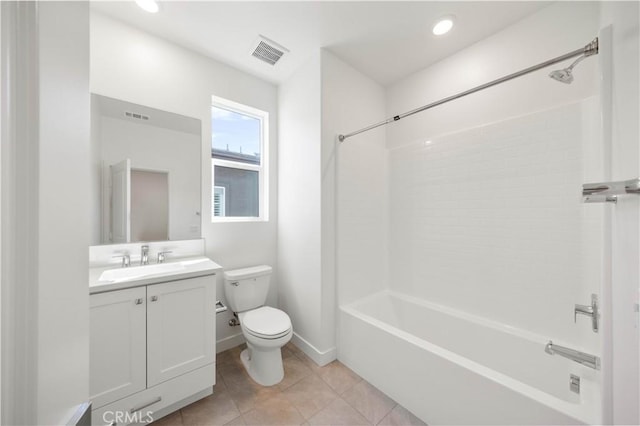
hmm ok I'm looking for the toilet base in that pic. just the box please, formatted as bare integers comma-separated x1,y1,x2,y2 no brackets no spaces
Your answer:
240,346,284,387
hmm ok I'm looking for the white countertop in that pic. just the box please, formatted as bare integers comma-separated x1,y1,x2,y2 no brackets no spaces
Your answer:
89,256,222,294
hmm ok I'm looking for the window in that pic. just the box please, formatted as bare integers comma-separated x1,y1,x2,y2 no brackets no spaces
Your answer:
211,97,268,221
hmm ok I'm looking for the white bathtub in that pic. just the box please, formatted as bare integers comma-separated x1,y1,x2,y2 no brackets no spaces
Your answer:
338,291,602,425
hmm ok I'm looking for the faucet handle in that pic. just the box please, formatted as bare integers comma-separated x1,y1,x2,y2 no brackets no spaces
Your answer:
574,304,590,322
574,294,599,333
157,251,173,264
112,254,131,268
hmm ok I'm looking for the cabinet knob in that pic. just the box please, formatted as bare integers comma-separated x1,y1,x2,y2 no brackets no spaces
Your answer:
134,298,143,305
150,296,158,302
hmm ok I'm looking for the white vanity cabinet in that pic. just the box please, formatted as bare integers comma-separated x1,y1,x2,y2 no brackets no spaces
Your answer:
90,286,147,409
147,276,215,386
90,273,216,425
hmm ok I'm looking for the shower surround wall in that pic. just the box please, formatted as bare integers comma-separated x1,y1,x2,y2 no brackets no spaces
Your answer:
384,1,600,342
388,100,602,348
336,2,610,424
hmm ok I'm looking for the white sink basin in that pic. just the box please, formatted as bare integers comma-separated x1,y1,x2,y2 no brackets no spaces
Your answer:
98,262,186,283
90,256,220,293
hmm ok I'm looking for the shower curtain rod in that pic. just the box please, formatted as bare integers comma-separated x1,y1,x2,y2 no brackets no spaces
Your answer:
338,38,599,143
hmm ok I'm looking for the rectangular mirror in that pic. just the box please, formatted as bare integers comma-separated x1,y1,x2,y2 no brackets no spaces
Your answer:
91,94,201,245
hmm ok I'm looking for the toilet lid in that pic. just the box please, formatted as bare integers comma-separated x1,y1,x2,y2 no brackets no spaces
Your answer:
242,306,291,337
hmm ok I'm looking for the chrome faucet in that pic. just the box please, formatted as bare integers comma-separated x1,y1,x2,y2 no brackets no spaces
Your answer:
141,245,149,266
113,253,130,268
157,251,172,264
575,294,599,333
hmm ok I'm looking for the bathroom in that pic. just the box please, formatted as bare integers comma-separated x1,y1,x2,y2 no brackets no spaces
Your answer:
1,0,638,425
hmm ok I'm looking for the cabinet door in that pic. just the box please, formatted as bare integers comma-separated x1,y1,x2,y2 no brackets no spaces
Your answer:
147,275,215,387
90,286,147,409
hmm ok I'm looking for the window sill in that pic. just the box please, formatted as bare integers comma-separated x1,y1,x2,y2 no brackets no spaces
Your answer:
211,217,269,224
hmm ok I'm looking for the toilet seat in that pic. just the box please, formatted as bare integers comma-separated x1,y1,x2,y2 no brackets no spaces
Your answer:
245,326,292,340
240,306,292,339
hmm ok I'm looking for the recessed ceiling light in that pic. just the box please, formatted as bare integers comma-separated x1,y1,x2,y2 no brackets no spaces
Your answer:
135,0,159,13
432,16,455,36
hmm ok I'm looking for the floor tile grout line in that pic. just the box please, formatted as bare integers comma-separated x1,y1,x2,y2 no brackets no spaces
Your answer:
338,393,375,426
213,345,414,426
282,369,341,422
374,402,399,426
340,380,397,425
226,385,242,417
340,378,361,396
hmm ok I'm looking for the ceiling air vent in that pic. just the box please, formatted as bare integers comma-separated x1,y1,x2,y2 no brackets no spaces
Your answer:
251,35,289,66
124,111,150,121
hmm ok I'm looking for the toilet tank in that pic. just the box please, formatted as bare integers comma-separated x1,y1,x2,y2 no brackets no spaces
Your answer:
223,265,272,313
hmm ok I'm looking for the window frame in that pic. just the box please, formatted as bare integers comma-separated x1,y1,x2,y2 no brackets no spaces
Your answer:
211,96,269,223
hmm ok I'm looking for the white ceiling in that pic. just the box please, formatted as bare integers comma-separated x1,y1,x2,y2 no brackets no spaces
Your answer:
90,1,550,86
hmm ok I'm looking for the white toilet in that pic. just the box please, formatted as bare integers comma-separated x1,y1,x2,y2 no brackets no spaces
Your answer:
223,265,292,386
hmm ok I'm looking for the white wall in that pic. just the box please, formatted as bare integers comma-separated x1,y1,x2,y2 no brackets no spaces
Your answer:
599,2,640,424
322,51,387,307
90,95,102,245
277,49,386,363
0,2,39,422
277,51,324,358
90,12,278,349
0,3,3,421
37,2,91,424
387,2,599,149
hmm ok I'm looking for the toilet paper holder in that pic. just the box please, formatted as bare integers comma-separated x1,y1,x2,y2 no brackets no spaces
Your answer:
215,300,228,314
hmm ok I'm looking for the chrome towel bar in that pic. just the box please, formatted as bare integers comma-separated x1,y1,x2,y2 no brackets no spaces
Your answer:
545,341,600,370
583,178,640,203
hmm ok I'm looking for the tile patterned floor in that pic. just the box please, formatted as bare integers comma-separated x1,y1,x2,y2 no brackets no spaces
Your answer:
152,343,426,426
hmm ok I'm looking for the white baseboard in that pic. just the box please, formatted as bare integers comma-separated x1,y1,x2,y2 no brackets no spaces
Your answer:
216,333,245,353
291,332,336,367
216,331,336,367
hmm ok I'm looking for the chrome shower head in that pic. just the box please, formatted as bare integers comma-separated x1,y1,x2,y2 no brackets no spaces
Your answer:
549,55,586,85
549,68,574,84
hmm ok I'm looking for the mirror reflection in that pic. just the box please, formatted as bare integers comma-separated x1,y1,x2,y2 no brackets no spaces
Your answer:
90,94,201,245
